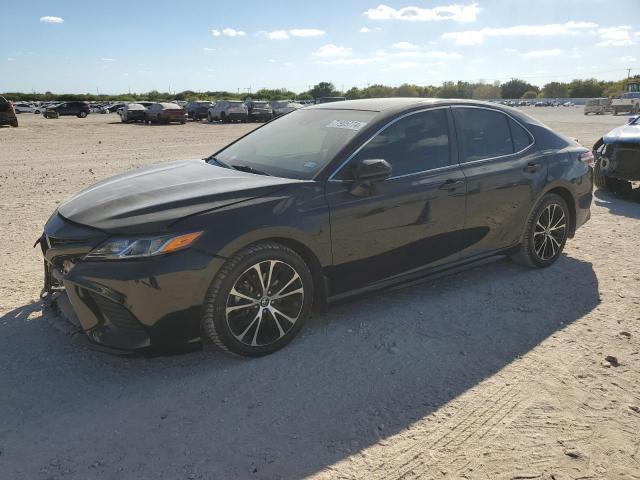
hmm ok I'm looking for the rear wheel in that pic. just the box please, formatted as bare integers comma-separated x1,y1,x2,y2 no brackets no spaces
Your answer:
221,112,228,123
10,118,18,127
510,193,569,268
202,241,313,357
78,111,88,118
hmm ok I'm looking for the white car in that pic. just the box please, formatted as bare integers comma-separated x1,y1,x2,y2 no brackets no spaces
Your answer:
13,103,42,114
270,100,303,117
207,100,248,123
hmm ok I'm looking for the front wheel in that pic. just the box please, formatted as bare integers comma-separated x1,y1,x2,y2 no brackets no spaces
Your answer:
202,242,314,357
510,194,570,268
78,111,87,118
10,118,18,127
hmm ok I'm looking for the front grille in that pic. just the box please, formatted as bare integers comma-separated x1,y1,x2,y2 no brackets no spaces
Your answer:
614,146,640,177
86,291,147,334
47,236,90,248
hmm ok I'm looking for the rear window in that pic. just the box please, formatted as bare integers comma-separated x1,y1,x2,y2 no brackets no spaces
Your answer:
453,108,513,162
509,118,533,152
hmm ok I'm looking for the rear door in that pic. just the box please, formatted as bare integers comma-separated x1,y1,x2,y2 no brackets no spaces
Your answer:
325,107,467,295
451,106,546,257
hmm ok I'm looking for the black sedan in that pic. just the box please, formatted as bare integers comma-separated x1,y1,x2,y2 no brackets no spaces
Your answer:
39,99,593,356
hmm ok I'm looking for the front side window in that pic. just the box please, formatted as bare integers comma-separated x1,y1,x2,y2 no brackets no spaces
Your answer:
453,108,513,162
336,109,450,179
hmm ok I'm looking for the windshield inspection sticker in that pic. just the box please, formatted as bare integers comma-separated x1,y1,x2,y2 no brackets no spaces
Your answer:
326,120,367,131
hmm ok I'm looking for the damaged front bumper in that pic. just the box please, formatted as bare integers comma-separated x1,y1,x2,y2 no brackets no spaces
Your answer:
598,142,640,181
39,213,224,354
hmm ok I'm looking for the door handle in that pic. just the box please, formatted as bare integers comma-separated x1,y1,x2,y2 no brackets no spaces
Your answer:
525,162,541,173
439,179,465,190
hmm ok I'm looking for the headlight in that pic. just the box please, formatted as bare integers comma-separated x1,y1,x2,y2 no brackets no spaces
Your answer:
85,231,203,260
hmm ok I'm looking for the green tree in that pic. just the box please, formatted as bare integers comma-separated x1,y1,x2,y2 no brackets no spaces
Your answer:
472,82,501,100
542,82,569,98
309,82,338,99
522,90,539,99
567,79,604,98
501,79,537,99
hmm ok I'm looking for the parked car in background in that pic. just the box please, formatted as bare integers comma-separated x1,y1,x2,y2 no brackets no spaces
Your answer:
246,100,273,122
100,103,126,114
43,101,91,119
185,101,214,121
39,98,593,357
0,96,18,127
583,98,610,115
14,103,42,114
144,103,186,124
119,103,151,123
271,100,303,117
563,101,575,107
593,115,640,197
207,100,248,123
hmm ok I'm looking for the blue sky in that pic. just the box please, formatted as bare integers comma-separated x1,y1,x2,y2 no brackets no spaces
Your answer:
2,0,639,93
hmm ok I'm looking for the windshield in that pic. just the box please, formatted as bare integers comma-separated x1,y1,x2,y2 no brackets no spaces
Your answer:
211,109,377,180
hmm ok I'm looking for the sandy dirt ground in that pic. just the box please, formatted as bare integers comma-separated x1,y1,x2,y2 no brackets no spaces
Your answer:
0,107,639,480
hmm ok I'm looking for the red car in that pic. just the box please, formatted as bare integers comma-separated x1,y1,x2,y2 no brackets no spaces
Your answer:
144,103,186,124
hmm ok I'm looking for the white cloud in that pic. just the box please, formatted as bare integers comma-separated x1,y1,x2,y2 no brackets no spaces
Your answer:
268,59,276,63
617,55,637,63
267,30,290,40
518,48,562,58
222,28,246,37
378,49,463,59
393,41,419,50
319,47,462,67
364,3,480,22
596,26,633,47
312,44,353,57
359,26,382,33
504,48,517,53
289,28,325,37
442,21,597,45
212,30,221,36
40,16,64,24
7,57,16,61
384,61,421,70
283,62,295,67
203,47,216,52
100,58,115,62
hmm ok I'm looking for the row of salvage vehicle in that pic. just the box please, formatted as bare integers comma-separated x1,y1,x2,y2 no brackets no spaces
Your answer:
119,99,306,124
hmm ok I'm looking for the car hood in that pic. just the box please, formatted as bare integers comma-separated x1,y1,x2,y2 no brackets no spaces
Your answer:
58,160,301,234
603,122,640,144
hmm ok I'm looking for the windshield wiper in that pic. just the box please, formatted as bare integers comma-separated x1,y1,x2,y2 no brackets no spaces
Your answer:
205,156,233,170
229,165,272,176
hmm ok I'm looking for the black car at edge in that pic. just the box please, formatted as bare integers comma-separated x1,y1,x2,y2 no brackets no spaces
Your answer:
39,98,594,356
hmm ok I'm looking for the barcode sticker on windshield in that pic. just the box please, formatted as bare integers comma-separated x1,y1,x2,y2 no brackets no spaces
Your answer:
326,120,367,131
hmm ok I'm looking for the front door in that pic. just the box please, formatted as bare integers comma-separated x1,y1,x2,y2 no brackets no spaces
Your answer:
325,107,468,295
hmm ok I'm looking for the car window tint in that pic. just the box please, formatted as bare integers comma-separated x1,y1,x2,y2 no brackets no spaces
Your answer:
509,118,532,152
339,109,450,179
453,108,513,162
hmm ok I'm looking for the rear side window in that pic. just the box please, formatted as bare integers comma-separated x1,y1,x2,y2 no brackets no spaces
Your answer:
453,108,513,162
509,118,533,152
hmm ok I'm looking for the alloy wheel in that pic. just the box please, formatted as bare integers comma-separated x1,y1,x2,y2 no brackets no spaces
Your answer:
225,260,304,347
533,203,567,261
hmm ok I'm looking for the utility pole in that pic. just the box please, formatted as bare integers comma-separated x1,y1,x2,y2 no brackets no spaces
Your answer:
628,68,632,80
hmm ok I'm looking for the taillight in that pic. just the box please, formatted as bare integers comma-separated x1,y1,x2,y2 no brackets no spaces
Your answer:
580,151,595,167
7,100,14,113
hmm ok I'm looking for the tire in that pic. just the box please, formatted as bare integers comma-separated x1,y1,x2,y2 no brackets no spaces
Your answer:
594,158,607,189
510,193,570,268
613,108,618,116
78,111,87,118
202,241,314,357
34,110,41,114
221,112,228,124
10,118,18,127
207,113,213,123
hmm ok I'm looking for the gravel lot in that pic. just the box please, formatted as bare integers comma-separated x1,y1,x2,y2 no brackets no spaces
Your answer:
1,107,639,480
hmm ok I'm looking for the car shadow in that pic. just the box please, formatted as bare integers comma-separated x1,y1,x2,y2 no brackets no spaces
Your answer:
594,188,640,219
0,255,599,479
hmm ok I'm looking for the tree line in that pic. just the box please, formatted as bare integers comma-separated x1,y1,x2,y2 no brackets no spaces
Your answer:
2,77,634,103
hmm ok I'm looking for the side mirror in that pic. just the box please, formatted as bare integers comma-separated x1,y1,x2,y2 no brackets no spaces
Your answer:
349,159,392,196
353,158,392,183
